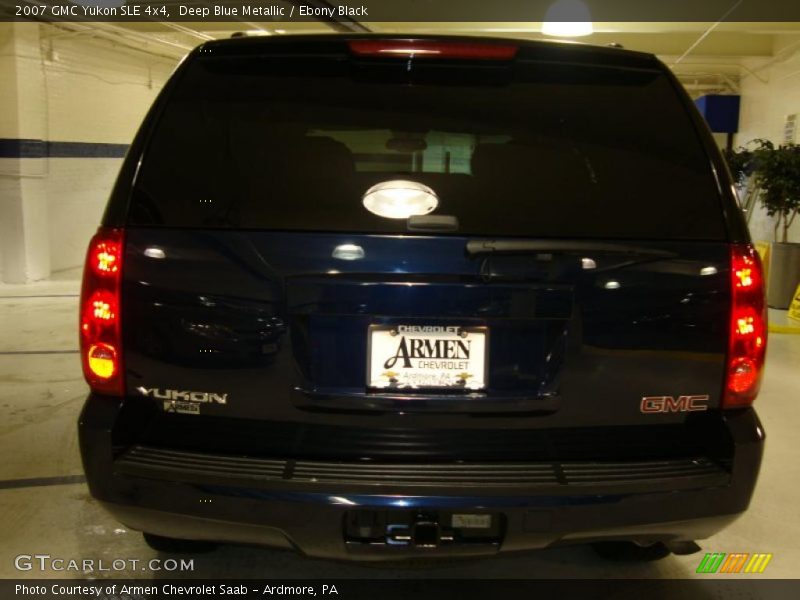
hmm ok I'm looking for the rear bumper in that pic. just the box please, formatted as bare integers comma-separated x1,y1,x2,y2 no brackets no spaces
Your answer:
79,395,764,561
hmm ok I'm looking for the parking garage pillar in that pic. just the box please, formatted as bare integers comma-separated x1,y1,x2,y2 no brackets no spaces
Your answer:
0,23,50,283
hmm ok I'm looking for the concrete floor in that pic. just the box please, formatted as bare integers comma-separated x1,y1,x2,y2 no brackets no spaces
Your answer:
1,277,798,580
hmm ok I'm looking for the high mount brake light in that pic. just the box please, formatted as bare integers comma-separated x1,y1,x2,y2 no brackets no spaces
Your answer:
723,244,767,408
80,227,125,395
348,40,518,60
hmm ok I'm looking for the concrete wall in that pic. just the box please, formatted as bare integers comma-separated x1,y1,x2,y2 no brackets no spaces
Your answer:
0,23,177,281
0,23,50,283
43,33,174,273
736,35,800,244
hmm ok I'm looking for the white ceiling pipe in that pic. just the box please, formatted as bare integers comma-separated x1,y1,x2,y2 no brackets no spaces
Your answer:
45,22,187,61
671,0,746,66
15,0,189,56
89,21,193,52
159,22,216,42
670,62,768,84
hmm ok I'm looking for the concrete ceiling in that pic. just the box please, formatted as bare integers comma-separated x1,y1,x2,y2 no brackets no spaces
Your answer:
49,19,800,97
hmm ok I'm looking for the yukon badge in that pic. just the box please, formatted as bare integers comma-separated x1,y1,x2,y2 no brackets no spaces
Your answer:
137,387,228,415
641,395,710,413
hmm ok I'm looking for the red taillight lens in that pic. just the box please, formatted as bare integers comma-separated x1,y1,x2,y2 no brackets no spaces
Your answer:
90,240,121,276
348,40,518,60
80,228,124,395
723,244,767,408
83,290,118,325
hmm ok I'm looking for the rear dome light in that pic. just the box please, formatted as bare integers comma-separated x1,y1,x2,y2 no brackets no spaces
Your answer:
80,228,125,395
723,244,767,408
362,180,439,219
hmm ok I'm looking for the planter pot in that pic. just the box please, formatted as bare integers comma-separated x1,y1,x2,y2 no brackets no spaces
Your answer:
767,242,800,309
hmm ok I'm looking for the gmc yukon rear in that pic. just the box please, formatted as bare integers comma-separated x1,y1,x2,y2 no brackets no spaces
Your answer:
78,36,766,561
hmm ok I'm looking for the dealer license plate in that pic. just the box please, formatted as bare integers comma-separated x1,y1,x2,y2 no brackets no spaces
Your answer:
368,325,487,390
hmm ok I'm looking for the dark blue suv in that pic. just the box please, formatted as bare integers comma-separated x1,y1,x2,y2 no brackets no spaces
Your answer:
78,36,766,561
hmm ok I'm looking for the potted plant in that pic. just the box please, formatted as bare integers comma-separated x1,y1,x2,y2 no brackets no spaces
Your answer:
750,140,800,308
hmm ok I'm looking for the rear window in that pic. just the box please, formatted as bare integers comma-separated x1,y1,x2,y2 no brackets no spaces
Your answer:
130,49,726,240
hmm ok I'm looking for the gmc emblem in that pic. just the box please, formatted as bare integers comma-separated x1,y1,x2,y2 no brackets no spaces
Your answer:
640,395,710,413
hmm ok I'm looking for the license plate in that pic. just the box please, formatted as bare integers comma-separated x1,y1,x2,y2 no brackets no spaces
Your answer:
368,325,487,390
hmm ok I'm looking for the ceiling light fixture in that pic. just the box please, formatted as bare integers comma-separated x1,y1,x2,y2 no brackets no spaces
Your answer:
542,0,594,37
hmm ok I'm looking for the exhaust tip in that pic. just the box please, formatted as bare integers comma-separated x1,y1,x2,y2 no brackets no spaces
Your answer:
665,540,702,555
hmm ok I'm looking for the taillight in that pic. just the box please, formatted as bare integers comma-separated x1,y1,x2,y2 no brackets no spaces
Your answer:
723,244,767,408
80,227,124,395
348,40,518,60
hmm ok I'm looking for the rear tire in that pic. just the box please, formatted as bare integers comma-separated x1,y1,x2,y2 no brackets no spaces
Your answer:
590,541,671,562
143,532,218,554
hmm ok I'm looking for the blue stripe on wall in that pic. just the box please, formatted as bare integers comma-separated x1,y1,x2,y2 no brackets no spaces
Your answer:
0,138,130,158
0,138,45,158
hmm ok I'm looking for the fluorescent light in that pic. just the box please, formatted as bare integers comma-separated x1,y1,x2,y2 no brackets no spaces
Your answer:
542,0,593,37
362,180,439,220
541,22,593,37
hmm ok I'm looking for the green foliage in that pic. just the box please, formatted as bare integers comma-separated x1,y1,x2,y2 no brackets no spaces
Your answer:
751,140,800,243
724,140,800,242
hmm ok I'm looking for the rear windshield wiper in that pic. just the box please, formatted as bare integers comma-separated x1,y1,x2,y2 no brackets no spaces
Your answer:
465,239,677,259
